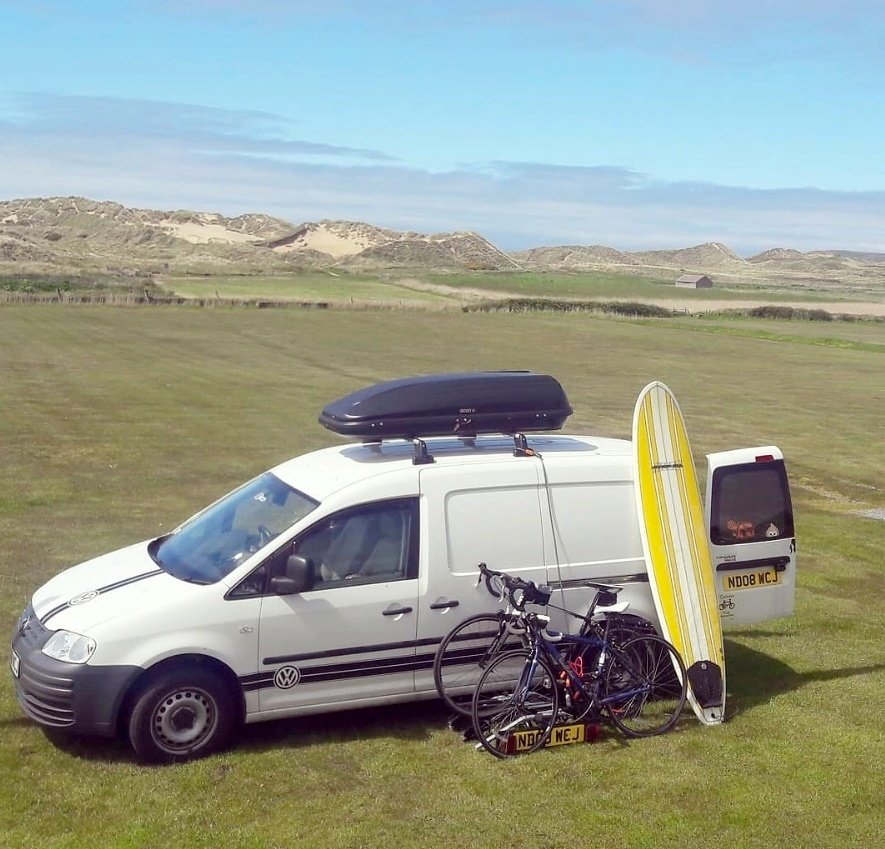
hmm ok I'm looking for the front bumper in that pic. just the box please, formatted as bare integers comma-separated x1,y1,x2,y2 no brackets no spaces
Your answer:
11,606,141,738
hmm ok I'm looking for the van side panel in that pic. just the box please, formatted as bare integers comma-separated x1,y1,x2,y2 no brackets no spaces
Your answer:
444,485,546,572
415,461,548,694
545,481,644,576
539,456,657,629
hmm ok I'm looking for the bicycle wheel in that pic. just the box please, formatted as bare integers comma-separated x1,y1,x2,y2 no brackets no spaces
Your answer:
598,613,656,646
603,635,687,737
433,613,522,717
471,650,560,758
570,614,657,697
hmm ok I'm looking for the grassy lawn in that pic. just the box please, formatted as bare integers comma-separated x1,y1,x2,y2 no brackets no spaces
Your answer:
425,270,883,305
0,304,882,849
428,270,676,300
160,272,455,305
155,269,885,314
644,315,885,354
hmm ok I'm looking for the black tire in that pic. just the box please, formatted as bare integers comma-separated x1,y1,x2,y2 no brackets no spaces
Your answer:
603,635,687,738
471,650,560,758
599,613,657,645
569,613,658,703
127,667,237,763
433,612,523,717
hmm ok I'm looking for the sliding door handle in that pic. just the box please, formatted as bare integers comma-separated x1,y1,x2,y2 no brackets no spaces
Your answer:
429,599,460,610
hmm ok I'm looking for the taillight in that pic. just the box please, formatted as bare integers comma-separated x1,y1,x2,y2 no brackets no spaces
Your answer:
755,454,775,463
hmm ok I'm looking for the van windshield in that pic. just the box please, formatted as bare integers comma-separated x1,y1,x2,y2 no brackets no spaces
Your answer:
150,472,318,583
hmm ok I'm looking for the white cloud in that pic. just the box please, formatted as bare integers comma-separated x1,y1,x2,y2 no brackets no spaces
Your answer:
4,93,396,162
1,93,882,254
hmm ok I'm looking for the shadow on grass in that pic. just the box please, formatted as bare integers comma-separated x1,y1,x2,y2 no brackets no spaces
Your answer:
724,638,885,719
7,698,453,764
0,714,134,763
236,698,450,756
0,716,34,731
18,642,882,764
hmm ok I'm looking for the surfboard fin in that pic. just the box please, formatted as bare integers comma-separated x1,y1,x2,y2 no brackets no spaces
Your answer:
687,661,724,708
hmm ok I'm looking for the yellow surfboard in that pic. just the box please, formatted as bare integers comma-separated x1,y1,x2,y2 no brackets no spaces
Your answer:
632,381,725,725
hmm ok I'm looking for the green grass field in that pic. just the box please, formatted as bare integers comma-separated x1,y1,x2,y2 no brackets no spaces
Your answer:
425,270,883,305
428,270,676,300
161,272,454,305
157,268,885,311
0,304,882,849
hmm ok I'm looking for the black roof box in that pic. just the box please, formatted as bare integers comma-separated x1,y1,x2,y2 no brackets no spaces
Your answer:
319,371,572,441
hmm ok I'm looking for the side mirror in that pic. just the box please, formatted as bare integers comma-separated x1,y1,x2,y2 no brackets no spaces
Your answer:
270,554,314,595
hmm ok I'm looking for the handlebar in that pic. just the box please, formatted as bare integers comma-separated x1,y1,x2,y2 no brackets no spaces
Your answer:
475,562,552,609
475,563,627,627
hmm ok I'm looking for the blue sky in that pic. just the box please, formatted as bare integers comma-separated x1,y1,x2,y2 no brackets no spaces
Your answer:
1,0,883,254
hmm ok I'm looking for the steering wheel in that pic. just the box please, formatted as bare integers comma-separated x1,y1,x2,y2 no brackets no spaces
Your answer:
256,524,274,546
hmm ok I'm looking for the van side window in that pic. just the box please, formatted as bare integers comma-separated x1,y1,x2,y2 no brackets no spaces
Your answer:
294,498,418,586
710,461,794,545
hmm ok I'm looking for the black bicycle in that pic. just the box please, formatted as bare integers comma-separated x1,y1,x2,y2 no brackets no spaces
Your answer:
433,563,655,718
471,593,688,758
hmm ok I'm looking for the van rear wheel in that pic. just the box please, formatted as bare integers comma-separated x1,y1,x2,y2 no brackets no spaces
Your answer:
127,667,236,763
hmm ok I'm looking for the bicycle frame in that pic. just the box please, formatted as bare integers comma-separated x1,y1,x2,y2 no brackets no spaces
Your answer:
538,631,654,713
496,613,657,716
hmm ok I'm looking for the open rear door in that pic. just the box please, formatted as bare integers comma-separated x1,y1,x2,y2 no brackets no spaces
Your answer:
704,446,796,626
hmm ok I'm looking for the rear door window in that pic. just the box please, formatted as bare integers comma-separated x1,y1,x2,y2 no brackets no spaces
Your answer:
710,460,794,545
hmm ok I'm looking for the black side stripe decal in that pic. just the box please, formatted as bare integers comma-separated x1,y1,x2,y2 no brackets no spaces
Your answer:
264,636,442,666
40,569,164,625
548,573,650,590
241,650,440,692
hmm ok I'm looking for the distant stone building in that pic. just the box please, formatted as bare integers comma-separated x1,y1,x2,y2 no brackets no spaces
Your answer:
675,273,713,288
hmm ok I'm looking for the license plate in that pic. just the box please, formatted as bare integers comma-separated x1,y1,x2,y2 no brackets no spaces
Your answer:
10,647,20,678
511,722,594,752
722,568,780,592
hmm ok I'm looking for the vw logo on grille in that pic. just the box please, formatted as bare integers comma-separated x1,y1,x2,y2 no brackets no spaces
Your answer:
273,665,302,689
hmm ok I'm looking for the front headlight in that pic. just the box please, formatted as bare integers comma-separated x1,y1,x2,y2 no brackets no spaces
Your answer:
42,630,97,664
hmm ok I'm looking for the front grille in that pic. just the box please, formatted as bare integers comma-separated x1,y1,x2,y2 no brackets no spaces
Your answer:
13,607,75,727
15,662,76,727
17,684,75,726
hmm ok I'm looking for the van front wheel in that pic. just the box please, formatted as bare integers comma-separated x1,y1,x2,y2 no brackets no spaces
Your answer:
127,668,236,763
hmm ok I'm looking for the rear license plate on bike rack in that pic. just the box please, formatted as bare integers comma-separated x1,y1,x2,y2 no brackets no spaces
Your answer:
509,722,600,753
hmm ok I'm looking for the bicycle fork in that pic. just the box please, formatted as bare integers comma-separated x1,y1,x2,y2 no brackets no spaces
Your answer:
477,655,555,748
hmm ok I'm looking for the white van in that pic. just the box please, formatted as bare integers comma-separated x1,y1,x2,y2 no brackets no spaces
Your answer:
10,372,796,761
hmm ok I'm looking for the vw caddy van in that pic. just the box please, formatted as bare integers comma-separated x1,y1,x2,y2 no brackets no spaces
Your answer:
10,372,796,761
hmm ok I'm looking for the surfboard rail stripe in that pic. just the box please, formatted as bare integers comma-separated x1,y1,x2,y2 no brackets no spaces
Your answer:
660,387,723,677
650,389,697,659
639,403,684,645
659,393,704,663
671,404,722,653
662,389,718,658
